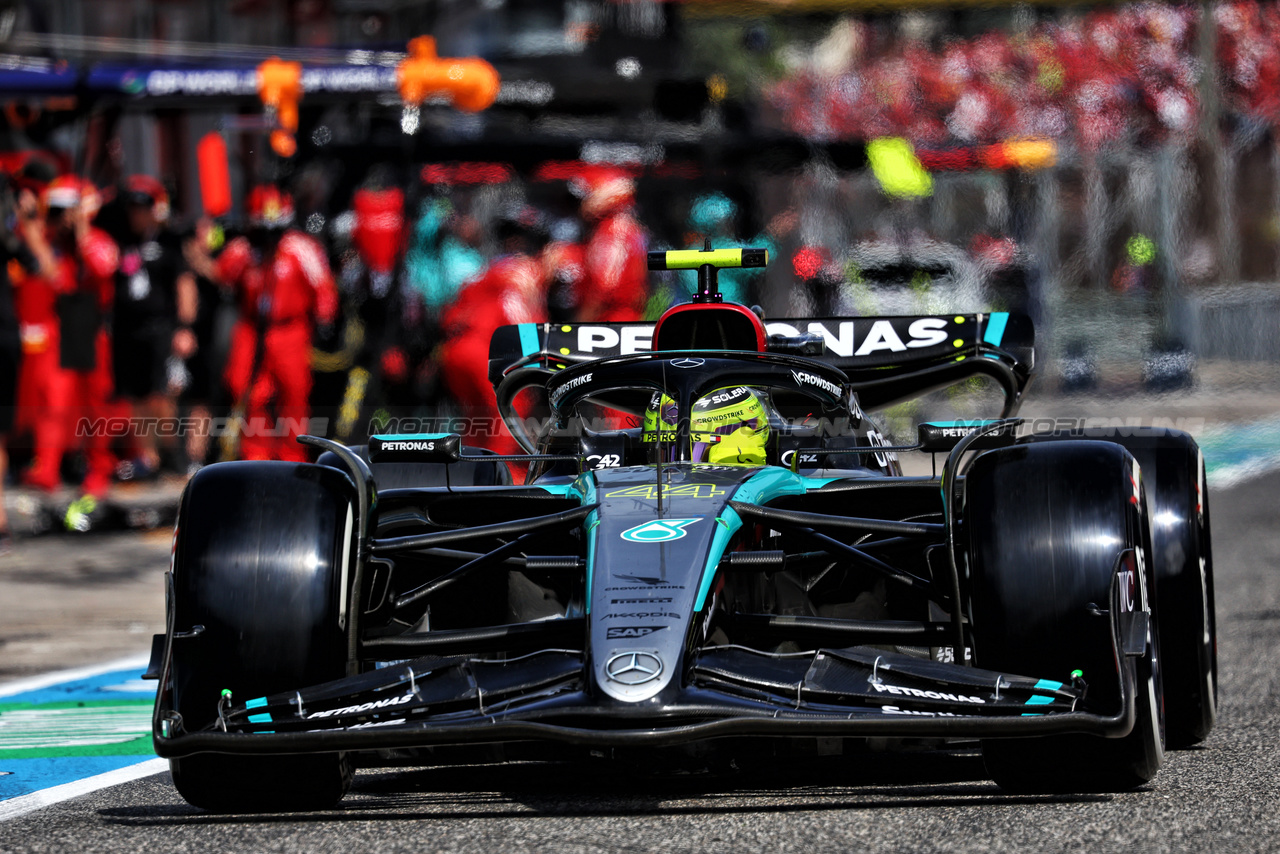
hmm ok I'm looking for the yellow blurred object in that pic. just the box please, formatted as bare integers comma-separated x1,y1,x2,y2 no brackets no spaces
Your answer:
867,137,933,198
999,138,1057,170
707,74,728,103
396,36,500,113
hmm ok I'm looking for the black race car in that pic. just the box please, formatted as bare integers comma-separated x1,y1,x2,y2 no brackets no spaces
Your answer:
147,246,1216,812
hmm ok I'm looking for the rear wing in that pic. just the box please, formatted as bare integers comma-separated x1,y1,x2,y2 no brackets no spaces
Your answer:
489,312,1034,415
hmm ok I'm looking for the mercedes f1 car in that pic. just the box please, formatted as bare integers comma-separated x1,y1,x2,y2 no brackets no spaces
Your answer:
147,246,1216,811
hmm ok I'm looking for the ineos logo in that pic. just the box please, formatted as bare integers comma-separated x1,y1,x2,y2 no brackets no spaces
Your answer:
604,651,663,685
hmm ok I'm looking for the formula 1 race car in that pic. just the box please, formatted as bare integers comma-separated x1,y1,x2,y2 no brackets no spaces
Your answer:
147,246,1216,812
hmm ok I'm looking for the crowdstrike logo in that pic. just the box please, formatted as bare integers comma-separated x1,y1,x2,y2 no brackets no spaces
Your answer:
791,370,842,398
550,372,593,405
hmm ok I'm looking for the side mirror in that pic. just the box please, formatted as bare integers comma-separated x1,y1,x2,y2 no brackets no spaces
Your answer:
916,421,1017,453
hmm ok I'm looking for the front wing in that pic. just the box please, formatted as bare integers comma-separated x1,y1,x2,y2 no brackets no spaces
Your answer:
153,641,1137,757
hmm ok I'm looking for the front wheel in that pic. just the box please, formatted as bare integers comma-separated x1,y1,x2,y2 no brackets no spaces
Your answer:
1118,434,1216,747
966,441,1164,793
167,461,355,812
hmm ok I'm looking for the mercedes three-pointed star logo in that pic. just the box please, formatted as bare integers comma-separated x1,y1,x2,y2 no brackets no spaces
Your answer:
671,358,705,369
604,651,664,685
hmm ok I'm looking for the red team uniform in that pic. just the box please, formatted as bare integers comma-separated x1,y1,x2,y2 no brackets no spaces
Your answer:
579,173,647,323
217,187,337,462
14,177,118,495
439,252,546,462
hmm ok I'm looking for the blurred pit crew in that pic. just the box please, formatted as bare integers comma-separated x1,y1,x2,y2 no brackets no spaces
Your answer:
211,184,337,461
439,203,549,477
577,171,648,322
177,217,228,474
0,172,40,546
541,226,586,324
13,175,118,497
683,192,782,307
112,175,198,478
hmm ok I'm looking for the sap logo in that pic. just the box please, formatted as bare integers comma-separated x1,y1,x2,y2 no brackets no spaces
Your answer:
764,319,950,357
577,326,653,354
606,626,665,639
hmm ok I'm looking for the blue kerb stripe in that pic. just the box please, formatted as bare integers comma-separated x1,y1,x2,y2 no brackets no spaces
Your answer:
246,697,268,709
248,713,273,723
1025,695,1055,706
983,312,1009,347
518,323,540,356
1034,679,1064,692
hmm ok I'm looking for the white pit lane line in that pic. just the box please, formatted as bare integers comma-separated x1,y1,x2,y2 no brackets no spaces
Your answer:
0,758,168,822
0,654,151,699
0,654,166,822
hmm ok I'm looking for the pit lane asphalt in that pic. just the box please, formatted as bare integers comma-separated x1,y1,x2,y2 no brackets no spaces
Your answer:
0,469,1276,852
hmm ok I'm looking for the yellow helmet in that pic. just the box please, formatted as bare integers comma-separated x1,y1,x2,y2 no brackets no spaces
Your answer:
642,386,771,465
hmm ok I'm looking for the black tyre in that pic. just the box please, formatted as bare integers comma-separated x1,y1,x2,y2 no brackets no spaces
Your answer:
1108,432,1216,747
966,441,1164,793
168,461,355,812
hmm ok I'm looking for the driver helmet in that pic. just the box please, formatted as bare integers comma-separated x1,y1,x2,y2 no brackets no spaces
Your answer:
643,386,771,466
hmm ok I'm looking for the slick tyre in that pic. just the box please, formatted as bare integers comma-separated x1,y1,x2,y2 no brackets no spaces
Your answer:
1110,432,1217,747
168,462,355,812
967,441,1164,793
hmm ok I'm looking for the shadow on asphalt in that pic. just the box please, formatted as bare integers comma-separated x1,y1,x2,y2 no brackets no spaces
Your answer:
96,749,1114,824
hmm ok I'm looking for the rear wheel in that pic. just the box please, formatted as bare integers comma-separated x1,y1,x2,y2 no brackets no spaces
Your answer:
168,462,354,812
967,441,1164,793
